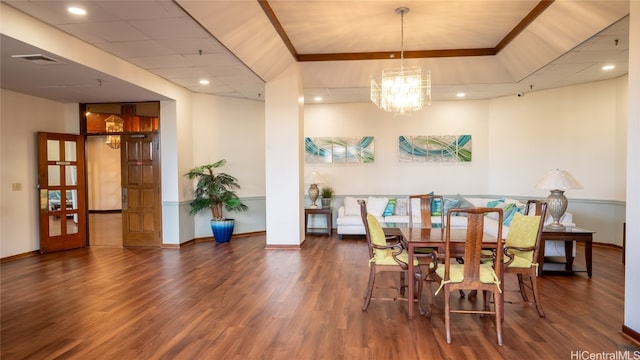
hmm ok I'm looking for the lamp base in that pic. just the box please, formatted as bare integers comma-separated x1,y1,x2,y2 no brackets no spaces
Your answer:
545,221,566,230
308,184,319,209
546,189,568,230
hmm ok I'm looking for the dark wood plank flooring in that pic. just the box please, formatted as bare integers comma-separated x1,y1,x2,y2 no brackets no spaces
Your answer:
1,234,637,359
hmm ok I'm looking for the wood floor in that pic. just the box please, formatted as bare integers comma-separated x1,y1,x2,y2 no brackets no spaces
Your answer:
1,233,637,359
89,213,122,247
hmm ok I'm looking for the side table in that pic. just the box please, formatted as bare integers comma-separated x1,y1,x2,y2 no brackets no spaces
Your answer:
538,226,595,278
305,208,333,236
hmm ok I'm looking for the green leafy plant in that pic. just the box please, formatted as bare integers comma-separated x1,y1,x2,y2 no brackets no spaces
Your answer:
321,186,334,198
185,159,248,220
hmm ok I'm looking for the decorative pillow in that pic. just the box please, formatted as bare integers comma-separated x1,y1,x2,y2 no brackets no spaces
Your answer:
343,196,362,216
486,198,505,208
367,197,389,216
383,198,397,216
455,194,475,208
505,198,525,206
485,202,509,221
484,201,508,220
464,197,503,208
453,194,474,216
504,204,526,226
443,198,460,216
394,198,408,216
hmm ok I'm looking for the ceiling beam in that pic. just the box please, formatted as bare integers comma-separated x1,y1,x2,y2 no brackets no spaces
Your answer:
260,0,554,62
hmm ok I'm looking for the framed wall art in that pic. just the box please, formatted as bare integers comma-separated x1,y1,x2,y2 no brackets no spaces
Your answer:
305,136,375,163
399,135,472,162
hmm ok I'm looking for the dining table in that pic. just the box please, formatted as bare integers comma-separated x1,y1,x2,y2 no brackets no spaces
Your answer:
390,226,504,320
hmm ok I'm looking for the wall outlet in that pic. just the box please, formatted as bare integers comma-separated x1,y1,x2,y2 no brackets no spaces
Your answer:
12,183,22,191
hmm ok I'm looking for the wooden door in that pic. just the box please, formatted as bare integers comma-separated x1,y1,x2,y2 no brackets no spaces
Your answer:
121,134,162,246
37,132,87,253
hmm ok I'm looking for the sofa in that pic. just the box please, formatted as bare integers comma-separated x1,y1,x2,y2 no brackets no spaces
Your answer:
336,195,575,257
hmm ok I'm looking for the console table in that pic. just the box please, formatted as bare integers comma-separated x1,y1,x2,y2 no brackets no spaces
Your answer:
305,208,333,236
538,227,595,278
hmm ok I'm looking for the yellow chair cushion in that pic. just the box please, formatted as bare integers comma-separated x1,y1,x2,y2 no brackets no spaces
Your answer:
505,213,541,265
435,263,499,284
434,263,501,295
367,214,419,266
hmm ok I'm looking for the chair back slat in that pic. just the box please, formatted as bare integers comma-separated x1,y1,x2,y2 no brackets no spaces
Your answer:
409,194,444,229
359,200,375,259
444,207,503,287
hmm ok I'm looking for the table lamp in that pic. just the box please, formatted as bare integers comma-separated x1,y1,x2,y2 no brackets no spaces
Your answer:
307,171,325,208
535,169,583,229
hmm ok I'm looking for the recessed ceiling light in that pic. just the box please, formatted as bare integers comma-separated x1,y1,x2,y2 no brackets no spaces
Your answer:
314,96,323,102
67,7,86,15
456,92,466,98
199,79,210,85
602,65,615,71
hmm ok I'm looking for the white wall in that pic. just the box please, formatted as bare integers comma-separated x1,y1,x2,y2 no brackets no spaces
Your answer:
190,94,266,238
304,101,491,195
0,89,78,257
305,78,626,201
489,79,625,201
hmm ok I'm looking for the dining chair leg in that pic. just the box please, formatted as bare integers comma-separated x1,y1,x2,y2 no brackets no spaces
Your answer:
517,274,530,302
416,274,425,316
482,290,491,312
530,271,546,317
416,271,432,317
399,272,406,296
423,279,433,317
495,289,503,346
362,267,376,311
444,289,452,344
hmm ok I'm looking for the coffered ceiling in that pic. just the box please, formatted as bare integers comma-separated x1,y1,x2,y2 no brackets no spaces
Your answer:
0,1,630,104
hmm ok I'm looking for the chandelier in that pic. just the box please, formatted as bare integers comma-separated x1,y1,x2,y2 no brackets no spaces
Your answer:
104,115,124,149
370,7,431,115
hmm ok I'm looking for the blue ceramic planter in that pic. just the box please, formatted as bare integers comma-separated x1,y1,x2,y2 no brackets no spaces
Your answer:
210,219,235,243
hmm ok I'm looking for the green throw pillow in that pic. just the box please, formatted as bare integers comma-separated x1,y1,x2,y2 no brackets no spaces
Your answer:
383,198,397,216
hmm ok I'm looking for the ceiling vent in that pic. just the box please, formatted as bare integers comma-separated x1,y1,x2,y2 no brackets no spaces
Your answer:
11,54,64,65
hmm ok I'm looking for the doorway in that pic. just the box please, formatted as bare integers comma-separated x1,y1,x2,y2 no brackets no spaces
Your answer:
86,135,123,247
83,102,161,247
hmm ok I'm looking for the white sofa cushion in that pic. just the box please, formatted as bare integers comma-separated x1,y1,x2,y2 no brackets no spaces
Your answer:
343,196,364,215
367,196,389,216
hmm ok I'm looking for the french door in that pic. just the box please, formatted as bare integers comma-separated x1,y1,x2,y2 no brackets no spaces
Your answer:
37,132,87,253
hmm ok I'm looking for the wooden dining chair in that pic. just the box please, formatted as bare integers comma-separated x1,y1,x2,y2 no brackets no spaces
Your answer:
434,207,504,346
408,194,444,229
408,194,442,314
359,200,425,313
503,200,548,317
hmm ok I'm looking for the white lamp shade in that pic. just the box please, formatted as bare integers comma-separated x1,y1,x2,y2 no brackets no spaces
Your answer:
535,169,583,190
308,171,326,185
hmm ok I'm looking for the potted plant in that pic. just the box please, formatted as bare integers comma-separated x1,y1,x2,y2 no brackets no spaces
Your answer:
320,186,334,209
185,159,248,243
